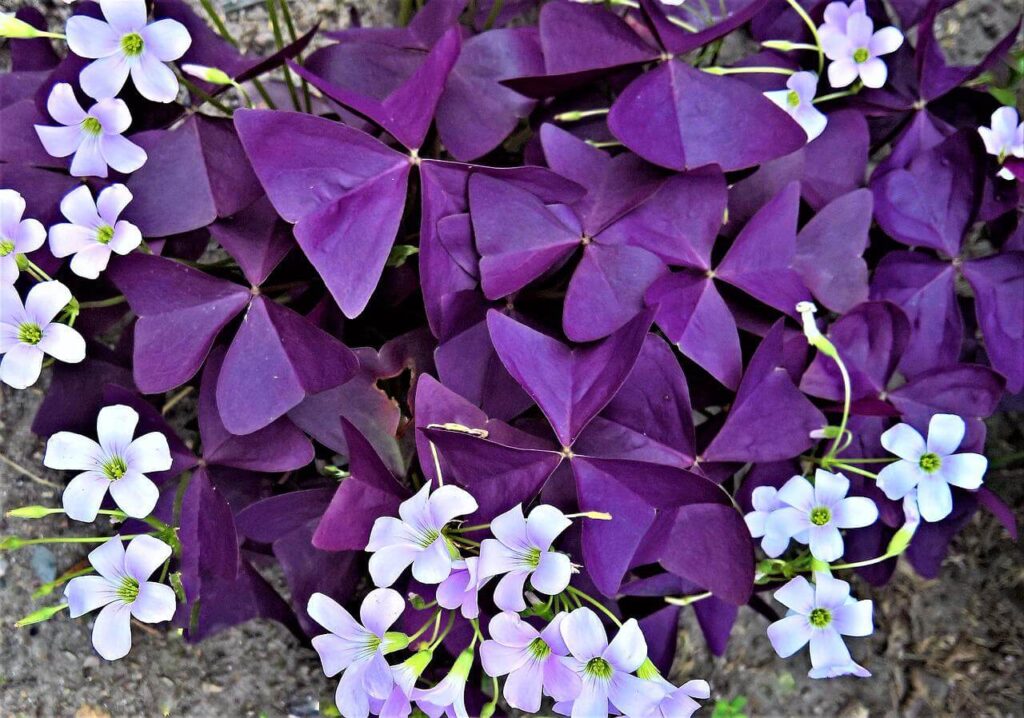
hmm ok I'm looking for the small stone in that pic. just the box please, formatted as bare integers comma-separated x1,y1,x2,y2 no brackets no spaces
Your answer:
74,706,112,718
201,682,224,694
30,546,57,583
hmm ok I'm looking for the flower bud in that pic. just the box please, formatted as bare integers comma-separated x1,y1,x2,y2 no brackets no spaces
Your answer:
1,13,62,39
6,505,61,519
181,64,233,85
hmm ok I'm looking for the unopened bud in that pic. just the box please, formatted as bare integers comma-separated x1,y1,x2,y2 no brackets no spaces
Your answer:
6,505,61,519
181,64,233,85
14,603,67,627
1,13,63,39
796,301,838,358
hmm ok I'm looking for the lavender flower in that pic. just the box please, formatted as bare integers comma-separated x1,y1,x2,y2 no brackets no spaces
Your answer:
64,534,176,660
49,184,142,279
766,471,878,562
764,71,828,142
66,0,191,103
818,0,867,34
480,612,582,713
479,503,572,612
436,557,487,619
35,84,147,178
366,483,478,587
978,106,1024,180
766,573,873,679
821,12,903,89
554,608,652,718
1,281,84,389
0,189,45,285
638,673,710,718
307,589,408,718
44,404,171,522
877,414,987,522
744,485,804,558
413,647,474,718
375,649,433,718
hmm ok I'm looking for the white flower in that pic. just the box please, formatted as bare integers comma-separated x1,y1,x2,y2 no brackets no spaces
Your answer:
0,189,46,285
0,281,84,389
821,12,903,89
978,106,1024,180
49,184,142,279
66,0,191,103
764,71,829,142
44,404,172,522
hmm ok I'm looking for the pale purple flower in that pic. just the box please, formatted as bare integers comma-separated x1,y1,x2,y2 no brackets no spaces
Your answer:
0,281,84,389
44,404,171,522
49,184,142,279
308,589,407,718
744,485,805,558
766,471,878,562
373,649,434,718
480,612,582,713
766,573,873,679
64,534,176,660
436,557,488,619
818,0,866,34
413,647,474,718
978,106,1024,180
877,414,987,523
66,0,191,103
479,503,572,612
34,83,147,178
554,608,653,718
764,71,828,142
639,676,710,718
821,12,903,89
366,483,478,587
0,189,46,285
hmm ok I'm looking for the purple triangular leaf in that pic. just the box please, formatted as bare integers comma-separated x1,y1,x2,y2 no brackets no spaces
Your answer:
962,252,1024,393
640,0,770,55
661,503,755,605
208,195,294,287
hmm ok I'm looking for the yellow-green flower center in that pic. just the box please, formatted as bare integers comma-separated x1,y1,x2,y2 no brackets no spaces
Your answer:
584,656,613,680
96,225,115,245
0,239,14,256
17,322,42,345
810,506,831,526
918,453,942,474
103,455,128,481
525,547,542,569
417,528,440,548
786,90,801,108
121,32,144,57
528,637,551,661
853,48,869,63
116,576,140,603
82,117,103,136
809,607,832,628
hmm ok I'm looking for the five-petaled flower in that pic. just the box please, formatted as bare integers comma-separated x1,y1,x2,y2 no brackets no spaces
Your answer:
436,556,487,619
308,588,408,718
877,414,987,522
0,189,45,285
821,12,903,88
64,534,176,660
978,106,1024,180
1,281,84,389
49,184,143,279
413,647,475,718
766,573,873,678
66,0,191,103
44,404,172,522
637,671,710,718
479,503,573,612
764,71,829,142
365,483,478,587
767,470,878,562
744,484,805,558
480,611,581,713
35,83,147,178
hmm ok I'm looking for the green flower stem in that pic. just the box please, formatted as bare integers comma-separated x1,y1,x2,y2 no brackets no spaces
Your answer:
20,257,53,282
831,552,900,570
823,457,896,464
2,534,148,551
553,108,610,122
197,0,275,108
429,441,445,486
277,0,312,113
452,522,490,533
77,295,127,310
665,591,713,607
427,611,456,650
566,586,621,626
704,66,796,76
824,353,852,461
265,0,301,112
178,75,234,116
585,139,623,149
483,0,505,30
33,567,95,599
784,0,824,72
6,506,127,521
408,609,442,645
762,40,821,52
825,462,879,480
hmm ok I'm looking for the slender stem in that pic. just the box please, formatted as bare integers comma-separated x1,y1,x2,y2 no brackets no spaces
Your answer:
826,457,896,464
198,0,238,47
22,258,53,282
398,0,415,25
429,441,444,486
784,0,824,73
553,108,610,122
825,356,852,460
0,453,61,489
665,14,699,32
266,0,301,112
813,86,862,104
453,523,490,533
78,295,127,310
408,609,441,644
179,75,234,115
763,41,821,52
161,386,194,415
482,0,505,30
585,139,623,149
665,591,713,607
428,612,455,650
277,0,311,113
9,534,147,548
567,586,621,626
826,462,879,480
831,553,898,570
704,66,796,76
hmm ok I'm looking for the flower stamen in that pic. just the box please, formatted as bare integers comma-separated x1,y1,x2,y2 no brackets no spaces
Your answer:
17,322,43,345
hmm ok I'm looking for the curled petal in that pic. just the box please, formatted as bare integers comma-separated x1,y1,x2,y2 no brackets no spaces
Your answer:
96,184,133,225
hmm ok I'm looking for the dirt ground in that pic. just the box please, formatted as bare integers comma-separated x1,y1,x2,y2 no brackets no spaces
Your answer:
1,0,1023,716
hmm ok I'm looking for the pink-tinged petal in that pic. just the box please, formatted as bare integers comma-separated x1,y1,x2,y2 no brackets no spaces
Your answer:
833,497,878,529
493,570,529,612
808,524,844,562
561,607,608,661
130,581,176,622
88,535,128,580
504,659,545,712
98,134,147,174
65,575,116,617
926,414,965,456
604,618,646,673
813,469,850,509
868,26,903,56
95,183,132,224
139,19,191,62
61,471,110,522
69,244,114,279
411,537,453,584
90,98,132,134
44,431,103,470
766,614,812,657
25,280,73,324
312,634,359,676
831,600,873,637
530,551,571,596
490,504,529,550
108,221,142,254
91,601,133,660
427,484,478,527
876,460,922,500
488,611,539,648
916,476,953,522
857,57,888,88
124,432,172,474
80,54,132,101
360,587,405,637
940,453,986,489
480,641,529,678
808,627,853,670
881,423,926,461
827,58,859,88
0,343,43,389
101,0,146,33
14,219,46,254
70,137,109,178
777,475,815,512
369,544,419,587
526,504,571,551
107,469,159,518
436,566,471,611
96,404,139,455
66,16,121,58
35,125,84,159
773,575,815,614
59,185,102,228
130,52,180,103
124,534,172,581
307,592,364,643
46,83,86,126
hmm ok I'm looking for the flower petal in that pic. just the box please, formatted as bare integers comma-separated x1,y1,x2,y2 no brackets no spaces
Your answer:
36,125,84,159
14,219,46,254
26,280,72,324
44,431,103,470
526,504,571,551
881,423,926,461
926,414,965,456
502,658,544,713
827,58,859,89
411,537,453,584
311,634,360,677
916,475,953,522
96,404,140,456
560,607,608,661
62,471,110,522
480,641,529,678
530,551,571,596
38,322,85,363
92,601,133,660
102,0,146,33
773,575,815,614
70,136,109,178
868,26,903,56
777,475,815,512
60,184,102,227
487,611,538,648
368,544,419,587
493,569,529,612
88,535,128,581
808,627,853,670
130,52,180,103
831,599,873,637
66,16,121,58
307,592,362,639
96,184,133,224
603,618,646,672
130,581,176,623
832,496,878,529
858,57,888,88
813,469,850,509
108,221,142,255
65,575,116,617
490,504,529,550
139,19,192,62
90,98,132,135
808,524,844,562
124,431,172,473
108,470,159,518
766,614,812,658
427,484,478,527
46,83,86,126
98,134,147,174
359,587,405,637
69,243,114,278
766,506,811,538
124,534,172,581
542,654,581,701
80,54,132,101
939,453,986,489
478,539,521,579
0,343,44,389
876,460,922,500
